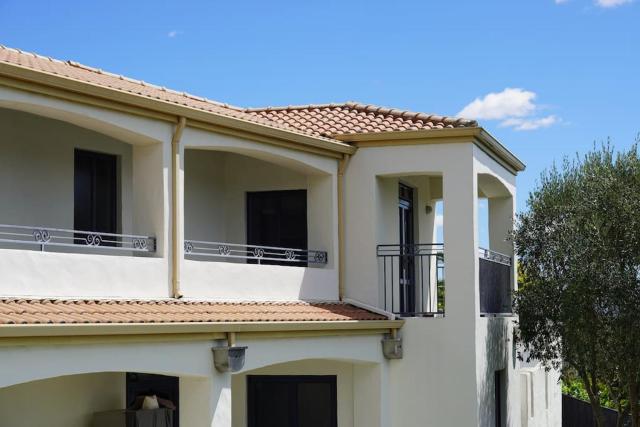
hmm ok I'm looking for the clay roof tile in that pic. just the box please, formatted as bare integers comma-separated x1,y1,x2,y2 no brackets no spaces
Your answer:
0,298,388,324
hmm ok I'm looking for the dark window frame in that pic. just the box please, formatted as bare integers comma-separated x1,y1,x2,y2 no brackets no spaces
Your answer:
247,375,337,427
73,148,119,244
246,189,308,266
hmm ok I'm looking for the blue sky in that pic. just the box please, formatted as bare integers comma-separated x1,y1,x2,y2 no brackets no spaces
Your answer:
1,0,638,215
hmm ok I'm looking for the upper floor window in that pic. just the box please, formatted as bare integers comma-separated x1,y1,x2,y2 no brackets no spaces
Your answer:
246,189,307,266
74,149,118,239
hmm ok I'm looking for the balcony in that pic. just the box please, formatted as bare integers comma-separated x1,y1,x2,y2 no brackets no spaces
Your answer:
376,244,513,317
478,248,513,316
180,148,337,301
377,243,445,317
0,107,168,298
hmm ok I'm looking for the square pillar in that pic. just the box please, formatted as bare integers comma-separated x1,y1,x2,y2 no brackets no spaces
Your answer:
210,371,232,427
442,156,480,320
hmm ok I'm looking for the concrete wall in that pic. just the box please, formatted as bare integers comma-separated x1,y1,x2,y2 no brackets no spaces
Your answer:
0,372,125,427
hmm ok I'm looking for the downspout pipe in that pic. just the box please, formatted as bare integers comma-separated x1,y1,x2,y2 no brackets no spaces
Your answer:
337,153,351,300
171,117,187,299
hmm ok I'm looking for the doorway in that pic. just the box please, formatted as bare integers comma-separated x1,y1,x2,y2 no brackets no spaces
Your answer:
398,183,415,314
247,375,337,427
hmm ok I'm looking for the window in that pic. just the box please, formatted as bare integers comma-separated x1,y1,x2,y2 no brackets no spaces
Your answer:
248,375,337,427
246,190,307,266
74,149,118,242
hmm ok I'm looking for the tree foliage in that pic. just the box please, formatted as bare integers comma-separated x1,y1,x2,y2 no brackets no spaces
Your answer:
514,143,640,427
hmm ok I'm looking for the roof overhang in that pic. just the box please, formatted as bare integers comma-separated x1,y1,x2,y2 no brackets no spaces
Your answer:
334,127,526,174
0,61,356,158
0,319,403,347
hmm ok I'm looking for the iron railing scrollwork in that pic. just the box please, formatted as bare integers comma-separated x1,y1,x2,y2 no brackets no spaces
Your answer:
184,240,328,267
0,224,156,253
377,243,445,317
478,247,513,315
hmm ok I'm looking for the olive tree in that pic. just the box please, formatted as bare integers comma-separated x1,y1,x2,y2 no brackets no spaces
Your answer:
514,143,640,427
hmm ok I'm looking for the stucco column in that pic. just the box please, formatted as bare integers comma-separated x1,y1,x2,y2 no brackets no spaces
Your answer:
442,155,479,320
133,141,170,257
439,148,481,425
210,371,232,427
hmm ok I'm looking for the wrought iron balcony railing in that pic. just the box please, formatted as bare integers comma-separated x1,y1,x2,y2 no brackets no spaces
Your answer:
184,240,328,267
0,224,156,253
377,243,445,317
478,247,513,315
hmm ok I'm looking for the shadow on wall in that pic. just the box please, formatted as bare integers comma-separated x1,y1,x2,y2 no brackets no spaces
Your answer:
477,318,512,427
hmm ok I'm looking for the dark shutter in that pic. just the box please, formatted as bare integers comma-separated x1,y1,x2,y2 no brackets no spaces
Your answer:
246,190,307,266
74,149,118,243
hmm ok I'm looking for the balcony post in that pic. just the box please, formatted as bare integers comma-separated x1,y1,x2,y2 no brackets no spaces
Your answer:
437,148,481,425
442,156,480,320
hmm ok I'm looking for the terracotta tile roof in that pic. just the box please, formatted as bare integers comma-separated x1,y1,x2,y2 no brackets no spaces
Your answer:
0,298,387,325
0,45,325,139
0,46,477,142
244,102,478,138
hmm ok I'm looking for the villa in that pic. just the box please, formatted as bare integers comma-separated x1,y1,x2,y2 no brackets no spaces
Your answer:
0,45,560,426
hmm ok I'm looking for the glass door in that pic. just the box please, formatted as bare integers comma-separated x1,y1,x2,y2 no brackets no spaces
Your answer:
398,183,415,314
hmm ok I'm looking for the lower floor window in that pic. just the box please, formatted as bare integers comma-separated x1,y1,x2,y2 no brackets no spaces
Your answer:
248,375,337,427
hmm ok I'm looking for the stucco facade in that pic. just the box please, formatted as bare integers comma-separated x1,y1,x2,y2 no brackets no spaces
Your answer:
0,46,560,427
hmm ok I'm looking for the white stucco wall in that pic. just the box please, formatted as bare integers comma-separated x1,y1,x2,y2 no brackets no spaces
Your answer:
518,365,562,427
0,372,126,427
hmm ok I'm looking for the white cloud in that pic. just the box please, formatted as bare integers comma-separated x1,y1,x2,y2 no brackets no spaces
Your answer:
499,115,559,131
435,214,443,227
555,0,570,3
595,0,632,7
458,88,561,132
167,30,180,38
457,88,537,120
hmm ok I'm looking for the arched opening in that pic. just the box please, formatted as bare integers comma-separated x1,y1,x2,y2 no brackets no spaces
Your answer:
232,359,383,427
181,147,337,301
0,106,169,298
374,173,445,317
0,107,165,256
477,173,515,315
0,371,209,427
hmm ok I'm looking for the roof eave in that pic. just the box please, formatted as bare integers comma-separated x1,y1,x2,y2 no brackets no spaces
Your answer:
333,127,526,173
0,61,356,157
0,319,404,339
